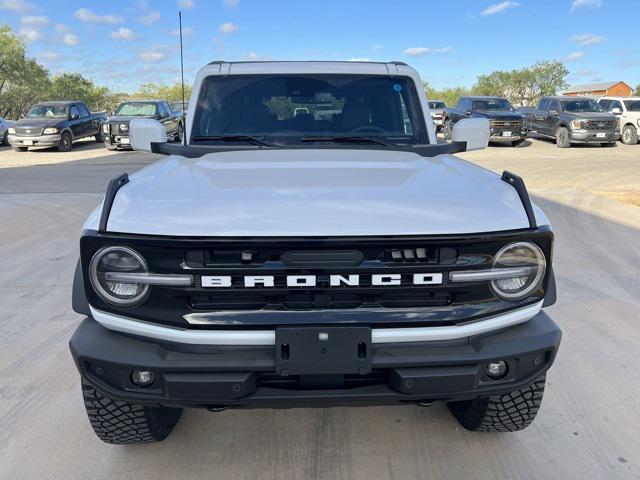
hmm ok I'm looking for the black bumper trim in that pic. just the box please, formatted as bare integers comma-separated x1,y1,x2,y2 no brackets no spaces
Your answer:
70,311,561,408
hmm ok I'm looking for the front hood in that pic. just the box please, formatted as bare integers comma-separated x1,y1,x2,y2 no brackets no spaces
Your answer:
474,111,523,120
94,149,538,237
562,112,616,120
13,118,63,129
108,115,158,123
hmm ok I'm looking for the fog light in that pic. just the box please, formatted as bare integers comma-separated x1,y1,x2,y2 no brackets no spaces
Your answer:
131,369,154,387
486,361,508,380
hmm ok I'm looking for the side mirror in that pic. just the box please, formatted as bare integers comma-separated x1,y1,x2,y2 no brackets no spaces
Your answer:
611,107,622,115
548,110,558,116
130,118,167,152
452,118,489,151
464,110,472,116
71,113,79,120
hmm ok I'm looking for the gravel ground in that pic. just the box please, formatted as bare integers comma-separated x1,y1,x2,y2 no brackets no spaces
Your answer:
0,138,639,480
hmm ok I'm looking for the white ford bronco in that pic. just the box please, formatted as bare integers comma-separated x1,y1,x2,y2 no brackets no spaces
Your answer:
69,61,561,444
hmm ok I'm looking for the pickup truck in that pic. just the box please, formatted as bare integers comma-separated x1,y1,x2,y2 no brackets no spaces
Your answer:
523,96,620,148
8,101,106,152
443,96,526,146
0,116,15,145
69,60,561,444
597,96,640,145
428,100,446,131
103,100,183,150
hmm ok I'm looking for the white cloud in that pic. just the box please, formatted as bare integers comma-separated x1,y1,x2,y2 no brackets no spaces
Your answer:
0,0,35,13
170,27,194,36
571,0,602,11
404,46,452,57
138,10,160,26
564,51,586,62
20,15,49,26
224,0,239,6
481,1,520,16
178,0,195,8
139,48,166,63
111,27,136,41
62,33,79,46
371,45,384,52
37,51,60,62
219,22,239,34
571,33,605,46
55,23,69,32
241,52,269,61
18,27,39,43
74,8,122,24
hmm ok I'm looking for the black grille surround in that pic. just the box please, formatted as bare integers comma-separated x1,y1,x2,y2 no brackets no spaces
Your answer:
80,227,554,330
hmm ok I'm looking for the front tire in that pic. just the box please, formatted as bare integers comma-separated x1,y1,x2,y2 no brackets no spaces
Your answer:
82,381,183,445
621,125,638,145
447,374,546,432
555,127,571,148
95,127,104,143
13,146,28,152
443,119,452,141
176,123,184,143
2,130,7,145
511,139,525,147
57,131,73,152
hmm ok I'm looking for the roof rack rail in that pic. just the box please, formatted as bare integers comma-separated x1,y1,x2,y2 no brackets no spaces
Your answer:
98,173,129,232
501,171,537,229
389,61,408,66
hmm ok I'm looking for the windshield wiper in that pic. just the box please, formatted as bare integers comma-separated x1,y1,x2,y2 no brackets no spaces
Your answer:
192,135,278,147
301,135,400,148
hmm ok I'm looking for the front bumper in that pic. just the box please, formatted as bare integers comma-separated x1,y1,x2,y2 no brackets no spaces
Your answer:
569,129,620,143
431,117,443,126
70,311,561,409
105,134,132,149
489,130,526,142
8,134,61,147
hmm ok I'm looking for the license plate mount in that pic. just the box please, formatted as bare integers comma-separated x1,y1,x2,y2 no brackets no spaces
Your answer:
275,326,372,376
596,132,606,138
23,140,34,146
502,131,512,137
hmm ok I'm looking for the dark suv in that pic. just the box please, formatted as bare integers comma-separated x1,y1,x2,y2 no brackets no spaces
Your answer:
443,96,526,146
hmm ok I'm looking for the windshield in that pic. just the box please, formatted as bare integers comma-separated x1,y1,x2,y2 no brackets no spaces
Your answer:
428,101,446,109
191,74,428,145
472,98,514,111
170,101,185,113
26,105,68,119
115,102,157,116
624,100,640,112
561,99,604,113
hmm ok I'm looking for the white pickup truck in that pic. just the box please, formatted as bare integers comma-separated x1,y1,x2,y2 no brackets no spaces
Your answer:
598,96,640,145
69,61,561,444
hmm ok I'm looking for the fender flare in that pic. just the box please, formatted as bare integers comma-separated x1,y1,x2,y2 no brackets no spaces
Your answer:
72,258,91,315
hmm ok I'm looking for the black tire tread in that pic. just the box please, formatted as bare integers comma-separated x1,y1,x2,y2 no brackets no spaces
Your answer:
82,381,182,444
448,374,546,432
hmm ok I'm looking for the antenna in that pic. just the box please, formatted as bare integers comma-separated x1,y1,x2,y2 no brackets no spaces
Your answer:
179,11,186,146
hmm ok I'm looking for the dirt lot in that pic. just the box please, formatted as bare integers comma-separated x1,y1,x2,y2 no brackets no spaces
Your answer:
1,138,639,479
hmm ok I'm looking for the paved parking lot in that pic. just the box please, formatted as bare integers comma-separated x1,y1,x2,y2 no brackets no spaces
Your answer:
1,138,639,479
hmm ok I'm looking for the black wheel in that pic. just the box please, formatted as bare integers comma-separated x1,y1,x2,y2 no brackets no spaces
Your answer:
13,146,28,152
95,126,104,143
176,122,184,143
511,139,525,147
82,380,183,445
447,374,546,432
601,142,617,147
2,130,7,145
57,131,73,152
555,127,570,148
621,125,638,145
443,119,452,141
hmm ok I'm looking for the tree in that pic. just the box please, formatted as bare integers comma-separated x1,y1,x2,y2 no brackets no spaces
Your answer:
135,82,192,102
48,73,120,112
423,81,473,108
635,84,640,96
474,61,569,106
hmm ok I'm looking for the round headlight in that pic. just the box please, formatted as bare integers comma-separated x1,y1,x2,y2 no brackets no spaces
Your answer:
491,242,546,300
89,246,149,306
119,123,129,132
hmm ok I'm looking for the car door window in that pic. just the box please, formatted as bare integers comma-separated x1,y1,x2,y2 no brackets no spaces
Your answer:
538,99,549,111
77,103,90,118
609,100,622,112
599,99,611,110
70,106,80,119
548,100,560,113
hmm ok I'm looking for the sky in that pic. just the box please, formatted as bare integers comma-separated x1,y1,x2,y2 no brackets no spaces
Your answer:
1,0,639,94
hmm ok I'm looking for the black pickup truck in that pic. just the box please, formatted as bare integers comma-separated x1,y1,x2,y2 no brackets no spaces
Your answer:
103,100,183,150
443,96,526,146
523,96,620,148
7,101,106,152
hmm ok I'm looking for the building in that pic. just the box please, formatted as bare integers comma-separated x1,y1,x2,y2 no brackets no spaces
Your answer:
563,81,633,97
